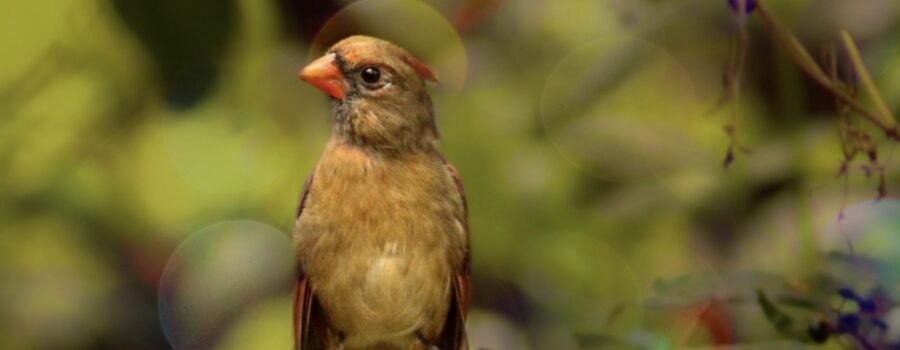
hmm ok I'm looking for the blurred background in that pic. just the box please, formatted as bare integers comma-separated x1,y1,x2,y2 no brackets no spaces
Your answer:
1,0,899,349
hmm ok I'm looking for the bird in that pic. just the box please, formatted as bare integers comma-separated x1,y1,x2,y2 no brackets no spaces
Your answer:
292,35,470,350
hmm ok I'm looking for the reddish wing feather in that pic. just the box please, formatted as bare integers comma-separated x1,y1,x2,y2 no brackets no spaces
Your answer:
293,171,315,350
445,162,471,349
293,274,312,349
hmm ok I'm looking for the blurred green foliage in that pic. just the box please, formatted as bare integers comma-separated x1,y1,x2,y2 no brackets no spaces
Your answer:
1,0,899,349
109,0,237,108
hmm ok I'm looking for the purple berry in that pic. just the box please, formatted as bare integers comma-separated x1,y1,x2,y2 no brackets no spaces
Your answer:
837,314,861,333
808,320,831,343
727,0,757,13
838,288,859,300
859,299,877,313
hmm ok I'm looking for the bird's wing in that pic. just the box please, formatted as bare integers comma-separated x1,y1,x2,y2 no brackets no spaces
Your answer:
292,264,313,350
293,171,324,350
439,162,471,350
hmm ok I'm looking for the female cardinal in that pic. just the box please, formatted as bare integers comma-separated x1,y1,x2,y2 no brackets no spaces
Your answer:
292,36,470,350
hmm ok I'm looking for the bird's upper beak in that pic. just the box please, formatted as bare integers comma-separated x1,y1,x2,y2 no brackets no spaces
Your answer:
299,53,346,100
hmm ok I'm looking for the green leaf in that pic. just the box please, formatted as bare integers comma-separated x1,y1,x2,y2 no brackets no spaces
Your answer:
756,288,794,332
574,332,630,349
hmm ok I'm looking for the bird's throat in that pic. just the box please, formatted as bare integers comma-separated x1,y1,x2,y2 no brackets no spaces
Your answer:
331,106,438,154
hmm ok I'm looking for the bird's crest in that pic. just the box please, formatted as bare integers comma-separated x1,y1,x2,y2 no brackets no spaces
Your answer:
331,35,439,83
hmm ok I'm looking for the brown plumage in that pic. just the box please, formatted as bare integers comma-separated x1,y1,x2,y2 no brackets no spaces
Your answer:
293,36,470,350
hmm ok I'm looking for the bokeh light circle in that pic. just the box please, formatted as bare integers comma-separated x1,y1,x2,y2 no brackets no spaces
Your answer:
540,35,721,204
521,233,645,344
822,199,900,291
308,0,468,93
467,310,531,350
633,242,729,347
158,220,293,349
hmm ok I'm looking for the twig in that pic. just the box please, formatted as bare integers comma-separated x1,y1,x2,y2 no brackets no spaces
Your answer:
755,1,900,141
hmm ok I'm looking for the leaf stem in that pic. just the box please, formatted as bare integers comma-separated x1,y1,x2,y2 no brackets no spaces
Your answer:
755,1,900,141
840,31,897,132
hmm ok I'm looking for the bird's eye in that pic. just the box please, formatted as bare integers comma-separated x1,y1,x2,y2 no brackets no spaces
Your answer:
360,67,381,84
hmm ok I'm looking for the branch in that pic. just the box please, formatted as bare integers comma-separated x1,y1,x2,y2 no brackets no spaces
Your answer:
755,1,900,141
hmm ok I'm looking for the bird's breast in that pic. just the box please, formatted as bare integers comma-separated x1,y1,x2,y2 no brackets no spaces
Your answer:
293,144,465,346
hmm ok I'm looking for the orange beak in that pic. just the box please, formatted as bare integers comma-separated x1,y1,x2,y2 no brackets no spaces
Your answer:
299,53,346,100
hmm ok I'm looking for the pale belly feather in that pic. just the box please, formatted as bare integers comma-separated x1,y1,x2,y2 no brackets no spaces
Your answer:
318,240,451,347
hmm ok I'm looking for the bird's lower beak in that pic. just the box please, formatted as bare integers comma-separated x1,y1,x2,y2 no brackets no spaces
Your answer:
299,53,346,100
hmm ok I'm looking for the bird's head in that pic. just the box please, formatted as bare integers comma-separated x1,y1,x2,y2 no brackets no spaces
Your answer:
299,36,440,151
